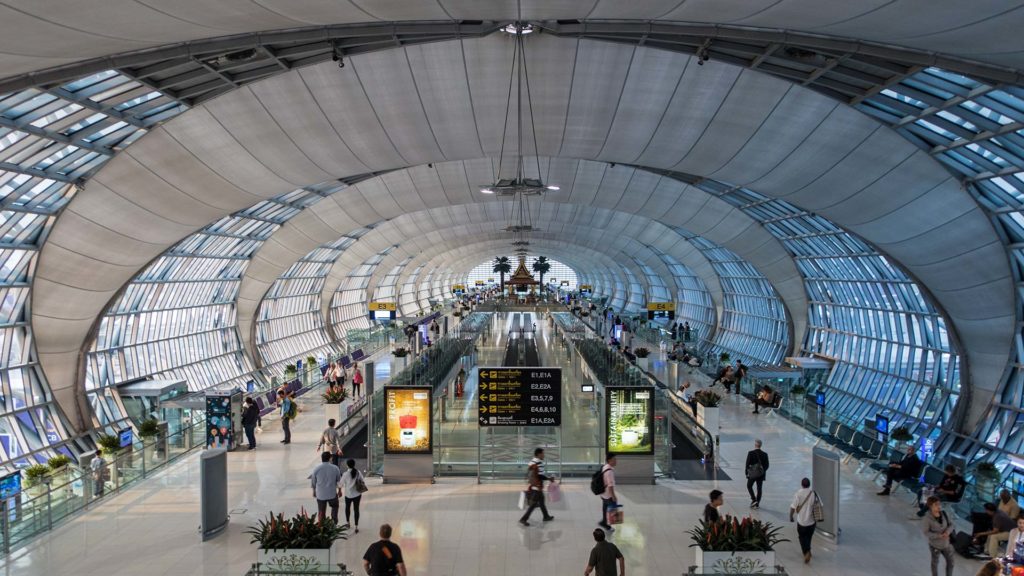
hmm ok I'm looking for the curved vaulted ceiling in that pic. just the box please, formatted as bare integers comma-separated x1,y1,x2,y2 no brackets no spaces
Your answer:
28,30,1012,436
2,0,1024,80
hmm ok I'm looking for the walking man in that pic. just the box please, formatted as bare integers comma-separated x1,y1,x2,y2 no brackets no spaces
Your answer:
241,397,260,450
90,451,107,498
317,418,343,467
597,454,618,532
585,528,625,576
363,523,407,576
789,477,818,563
277,390,293,444
310,451,342,523
745,439,769,508
519,448,556,526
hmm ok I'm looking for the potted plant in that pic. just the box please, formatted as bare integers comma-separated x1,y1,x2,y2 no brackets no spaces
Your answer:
973,462,1001,501
246,510,348,571
24,464,50,497
790,384,807,396
138,418,160,460
45,454,73,490
634,347,651,370
97,433,121,456
891,426,914,444
687,515,787,573
284,363,297,381
392,346,410,372
694,390,722,433
321,385,350,427
718,352,731,366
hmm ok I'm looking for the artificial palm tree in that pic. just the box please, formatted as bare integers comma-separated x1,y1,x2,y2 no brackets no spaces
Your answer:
493,256,511,292
532,256,551,292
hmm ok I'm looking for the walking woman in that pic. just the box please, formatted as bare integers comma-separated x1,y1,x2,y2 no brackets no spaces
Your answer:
922,495,955,576
340,459,366,533
352,363,364,397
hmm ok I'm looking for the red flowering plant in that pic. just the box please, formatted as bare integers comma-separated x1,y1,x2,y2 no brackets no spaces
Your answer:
687,514,788,552
245,508,348,550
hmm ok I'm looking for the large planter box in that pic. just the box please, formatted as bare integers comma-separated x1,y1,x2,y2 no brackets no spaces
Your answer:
324,402,344,428
636,357,649,371
694,549,776,574
392,355,408,373
259,548,332,573
697,404,719,433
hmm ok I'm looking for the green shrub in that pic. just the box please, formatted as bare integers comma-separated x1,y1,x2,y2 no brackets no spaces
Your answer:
633,347,651,358
46,454,72,470
975,461,1000,479
790,384,807,396
245,510,348,550
138,418,160,438
694,390,722,408
24,464,50,486
321,386,348,404
97,434,121,455
391,347,410,357
687,515,788,552
891,426,913,443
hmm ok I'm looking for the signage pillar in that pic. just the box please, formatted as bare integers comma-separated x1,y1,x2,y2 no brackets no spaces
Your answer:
364,361,375,397
606,386,656,484
382,386,433,484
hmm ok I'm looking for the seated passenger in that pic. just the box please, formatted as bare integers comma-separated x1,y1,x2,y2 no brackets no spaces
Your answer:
916,465,966,517
877,445,924,496
752,386,776,414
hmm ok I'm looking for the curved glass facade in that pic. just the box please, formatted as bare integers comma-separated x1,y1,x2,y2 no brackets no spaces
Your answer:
648,246,716,350
708,184,961,441
685,234,789,365
0,70,186,467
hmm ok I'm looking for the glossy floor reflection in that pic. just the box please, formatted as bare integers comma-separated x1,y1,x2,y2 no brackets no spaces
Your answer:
0,330,989,576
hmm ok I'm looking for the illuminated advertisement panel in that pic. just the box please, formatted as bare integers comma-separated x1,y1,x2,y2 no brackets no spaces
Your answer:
385,386,433,454
606,387,654,455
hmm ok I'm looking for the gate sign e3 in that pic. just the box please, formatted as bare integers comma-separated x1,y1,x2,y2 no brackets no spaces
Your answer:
477,367,562,427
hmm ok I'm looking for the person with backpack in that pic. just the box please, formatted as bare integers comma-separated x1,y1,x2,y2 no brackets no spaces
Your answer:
593,454,618,532
922,495,955,576
745,439,769,508
789,477,819,564
317,418,343,466
519,448,556,526
277,390,294,444
363,523,407,576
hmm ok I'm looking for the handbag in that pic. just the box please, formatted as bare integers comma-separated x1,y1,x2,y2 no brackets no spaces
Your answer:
548,481,562,503
811,492,824,522
517,490,527,510
355,474,369,494
746,451,766,480
606,504,624,525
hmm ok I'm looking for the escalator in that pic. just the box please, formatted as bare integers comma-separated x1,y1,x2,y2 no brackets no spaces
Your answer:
502,313,540,366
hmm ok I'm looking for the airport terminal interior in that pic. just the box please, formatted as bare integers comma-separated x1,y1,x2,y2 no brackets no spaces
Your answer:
2,2,1024,575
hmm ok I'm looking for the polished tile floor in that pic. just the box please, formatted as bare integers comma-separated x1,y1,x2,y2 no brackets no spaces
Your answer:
0,328,987,576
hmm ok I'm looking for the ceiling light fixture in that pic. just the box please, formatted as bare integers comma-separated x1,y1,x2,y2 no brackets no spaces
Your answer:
480,188,494,194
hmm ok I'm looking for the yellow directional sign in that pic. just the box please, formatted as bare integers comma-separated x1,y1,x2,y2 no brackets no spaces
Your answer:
368,301,397,311
646,302,674,311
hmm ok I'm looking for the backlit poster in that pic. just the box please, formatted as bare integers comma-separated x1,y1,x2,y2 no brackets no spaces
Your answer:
606,387,654,455
385,386,432,454
206,393,234,450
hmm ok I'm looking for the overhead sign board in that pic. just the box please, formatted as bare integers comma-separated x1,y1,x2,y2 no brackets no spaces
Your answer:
369,302,397,311
451,284,466,293
477,367,561,427
646,302,674,311
475,280,484,286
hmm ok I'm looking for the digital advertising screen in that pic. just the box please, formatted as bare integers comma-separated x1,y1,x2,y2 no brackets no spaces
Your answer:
206,393,234,450
0,471,21,499
815,391,826,407
385,386,432,454
118,427,133,448
606,387,655,455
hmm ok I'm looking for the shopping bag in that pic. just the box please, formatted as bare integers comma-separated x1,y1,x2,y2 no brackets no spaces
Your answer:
606,504,624,525
517,491,527,510
548,482,562,503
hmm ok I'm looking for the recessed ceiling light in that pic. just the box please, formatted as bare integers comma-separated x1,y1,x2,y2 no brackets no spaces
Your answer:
546,185,560,191
481,188,494,194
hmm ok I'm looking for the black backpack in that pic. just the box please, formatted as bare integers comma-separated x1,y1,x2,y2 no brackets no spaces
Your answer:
590,466,607,495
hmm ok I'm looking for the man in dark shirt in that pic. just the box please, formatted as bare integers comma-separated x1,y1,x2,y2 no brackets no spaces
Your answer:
745,440,770,508
585,528,625,576
974,502,1018,558
362,524,407,576
916,465,966,516
240,397,260,450
704,490,723,524
877,445,923,496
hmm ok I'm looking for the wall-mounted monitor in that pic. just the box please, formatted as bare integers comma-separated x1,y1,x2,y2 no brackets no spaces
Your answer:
0,471,21,499
875,414,890,436
815,391,826,407
118,427,133,449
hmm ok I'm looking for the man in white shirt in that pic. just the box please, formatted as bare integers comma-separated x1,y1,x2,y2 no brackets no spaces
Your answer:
788,477,817,564
598,455,618,532
311,452,343,523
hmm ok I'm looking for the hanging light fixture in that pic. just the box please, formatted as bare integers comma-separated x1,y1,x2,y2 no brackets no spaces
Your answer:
481,21,558,199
